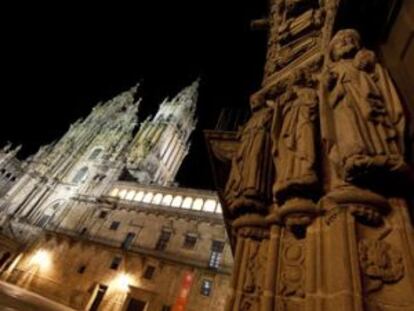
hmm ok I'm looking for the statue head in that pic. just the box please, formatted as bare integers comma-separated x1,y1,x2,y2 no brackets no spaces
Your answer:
329,29,361,62
249,92,266,112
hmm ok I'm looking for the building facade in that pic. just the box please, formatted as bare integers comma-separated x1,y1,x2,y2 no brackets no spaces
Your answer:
0,80,233,311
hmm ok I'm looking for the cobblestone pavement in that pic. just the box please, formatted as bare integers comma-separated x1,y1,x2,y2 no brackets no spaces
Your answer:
0,281,75,311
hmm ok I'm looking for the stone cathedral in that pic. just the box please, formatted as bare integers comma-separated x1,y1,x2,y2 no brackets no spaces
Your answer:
206,1,414,311
0,80,233,311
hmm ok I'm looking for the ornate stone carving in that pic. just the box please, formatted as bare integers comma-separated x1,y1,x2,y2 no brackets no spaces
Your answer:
271,68,319,202
263,0,324,82
358,239,405,293
278,9,325,45
225,96,274,215
279,232,306,298
322,29,407,185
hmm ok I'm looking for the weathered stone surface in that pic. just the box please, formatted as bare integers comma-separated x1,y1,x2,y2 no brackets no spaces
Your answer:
217,1,414,310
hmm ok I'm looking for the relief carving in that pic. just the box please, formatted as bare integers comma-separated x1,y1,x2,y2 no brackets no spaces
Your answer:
279,233,306,298
225,96,274,216
271,68,319,202
278,9,325,45
359,239,405,293
322,29,407,185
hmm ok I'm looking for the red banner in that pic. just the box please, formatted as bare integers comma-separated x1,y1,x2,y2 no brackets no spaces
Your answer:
172,271,194,311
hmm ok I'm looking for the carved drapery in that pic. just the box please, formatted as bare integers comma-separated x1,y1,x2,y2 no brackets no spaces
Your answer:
321,29,407,186
222,1,414,310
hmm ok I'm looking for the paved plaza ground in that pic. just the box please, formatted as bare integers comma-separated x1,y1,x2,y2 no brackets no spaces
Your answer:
0,281,75,311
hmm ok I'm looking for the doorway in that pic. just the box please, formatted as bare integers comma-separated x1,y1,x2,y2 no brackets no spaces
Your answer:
89,284,107,311
126,298,147,311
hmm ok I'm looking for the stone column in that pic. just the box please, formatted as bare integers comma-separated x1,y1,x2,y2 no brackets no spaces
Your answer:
220,1,414,310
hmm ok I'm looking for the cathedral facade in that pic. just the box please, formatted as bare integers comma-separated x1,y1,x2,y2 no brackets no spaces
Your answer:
0,80,233,311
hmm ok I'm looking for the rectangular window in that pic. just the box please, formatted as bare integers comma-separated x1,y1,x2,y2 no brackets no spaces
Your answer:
110,256,122,270
143,265,156,280
77,265,86,274
183,234,197,249
99,211,108,219
200,279,213,296
155,230,171,251
209,241,224,269
110,221,120,231
122,232,136,249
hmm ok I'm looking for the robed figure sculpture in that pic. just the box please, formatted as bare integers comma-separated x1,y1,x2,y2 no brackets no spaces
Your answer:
322,29,407,184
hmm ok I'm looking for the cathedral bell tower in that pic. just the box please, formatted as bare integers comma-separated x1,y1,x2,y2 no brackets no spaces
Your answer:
126,79,199,186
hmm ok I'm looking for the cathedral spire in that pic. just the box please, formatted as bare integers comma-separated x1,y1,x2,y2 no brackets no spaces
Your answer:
126,79,199,186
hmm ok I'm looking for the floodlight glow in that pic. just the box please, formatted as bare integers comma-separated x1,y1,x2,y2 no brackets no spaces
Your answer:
30,250,51,269
114,273,131,292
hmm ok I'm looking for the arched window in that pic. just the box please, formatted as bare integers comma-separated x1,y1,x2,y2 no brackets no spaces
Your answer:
72,167,89,184
193,198,203,211
171,196,183,208
126,190,136,201
203,199,216,213
110,188,119,197
161,194,173,206
134,191,145,202
89,148,103,160
152,193,163,205
182,197,193,209
143,192,154,203
118,189,127,199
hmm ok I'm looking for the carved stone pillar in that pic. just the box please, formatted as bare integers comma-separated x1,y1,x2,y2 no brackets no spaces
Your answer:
225,214,269,311
216,1,414,310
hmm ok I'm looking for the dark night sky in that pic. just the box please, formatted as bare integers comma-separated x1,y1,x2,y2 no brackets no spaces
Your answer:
0,2,268,190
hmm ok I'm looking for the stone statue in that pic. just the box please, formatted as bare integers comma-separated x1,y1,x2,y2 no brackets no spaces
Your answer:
225,94,274,215
322,29,406,184
271,69,319,202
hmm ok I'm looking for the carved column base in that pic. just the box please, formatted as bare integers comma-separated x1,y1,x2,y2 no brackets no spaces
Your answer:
226,214,270,311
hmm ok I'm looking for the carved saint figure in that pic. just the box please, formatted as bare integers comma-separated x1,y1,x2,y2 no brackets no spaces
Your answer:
323,29,406,183
225,95,274,215
272,69,319,201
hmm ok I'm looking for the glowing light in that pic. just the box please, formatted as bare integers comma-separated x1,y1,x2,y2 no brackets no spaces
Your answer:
30,250,51,269
113,273,132,292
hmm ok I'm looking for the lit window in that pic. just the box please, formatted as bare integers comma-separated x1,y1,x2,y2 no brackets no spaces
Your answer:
143,192,154,203
193,198,203,211
209,241,224,269
161,194,173,206
203,199,216,213
110,188,119,197
171,196,183,208
216,203,223,214
152,193,163,205
134,191,144,202
201,279,213,296
126,190,136,201
182,197,193,209
118,189,127,199
72,167,89,184
143,265,156,280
